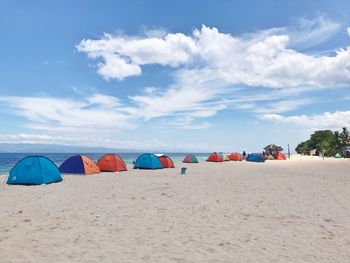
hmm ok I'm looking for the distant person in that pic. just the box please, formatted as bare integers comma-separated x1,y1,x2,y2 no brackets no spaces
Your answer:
242,150,246,159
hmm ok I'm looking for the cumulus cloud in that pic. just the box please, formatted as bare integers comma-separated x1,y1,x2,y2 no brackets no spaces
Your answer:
77,22,350,89
260,111,350,130
347,27,350,36
74,20,350,127
3,19,350,138
77,32,197,80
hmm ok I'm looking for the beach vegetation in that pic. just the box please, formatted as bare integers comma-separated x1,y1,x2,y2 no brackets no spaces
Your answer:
295,127,350,156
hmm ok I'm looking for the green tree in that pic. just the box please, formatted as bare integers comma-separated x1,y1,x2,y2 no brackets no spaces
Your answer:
334,131,342,151
295,140,312,155
295,128,349,157
339,127,349,147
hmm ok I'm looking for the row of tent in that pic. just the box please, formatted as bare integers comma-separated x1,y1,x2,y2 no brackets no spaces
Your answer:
206,152,286,162
6,151,286,186
52,153,180,173
6,153,194,185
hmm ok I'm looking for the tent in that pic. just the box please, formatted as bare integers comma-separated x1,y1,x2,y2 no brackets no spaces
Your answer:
97,154,127,172
7,156,62,185
267,155,275,160
246,153,265,162
274,152,286,160
183,154,199,163
217,152,224,160
335,153,342,158
229,152,243,161
158,155,175,168
206,152,223,162
59,155,100,174
134,153,164,169
223,154,230,161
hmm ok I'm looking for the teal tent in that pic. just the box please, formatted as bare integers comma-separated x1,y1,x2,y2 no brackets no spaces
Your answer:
183,154,199,163
7,156,63,185
246,153,266,163
335,153,342,158
134,153,164,169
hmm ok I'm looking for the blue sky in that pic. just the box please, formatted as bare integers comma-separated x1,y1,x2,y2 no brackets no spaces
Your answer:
0,0,350,152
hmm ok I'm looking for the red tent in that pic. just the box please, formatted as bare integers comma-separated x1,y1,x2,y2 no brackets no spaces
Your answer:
274,152,286,160
97,154,127,172
229,152,243,161
158,155,175,168
183,154,199,163
206,152,223,162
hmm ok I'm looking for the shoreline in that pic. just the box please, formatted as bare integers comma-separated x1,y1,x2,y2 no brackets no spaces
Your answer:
0,154,347,177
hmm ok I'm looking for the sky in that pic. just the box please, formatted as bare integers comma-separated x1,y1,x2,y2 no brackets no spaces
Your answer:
0,0,350,152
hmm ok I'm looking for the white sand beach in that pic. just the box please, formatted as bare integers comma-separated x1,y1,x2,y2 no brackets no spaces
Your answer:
1,155,350,263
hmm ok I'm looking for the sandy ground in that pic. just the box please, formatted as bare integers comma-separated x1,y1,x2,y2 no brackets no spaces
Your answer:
0,155,350,263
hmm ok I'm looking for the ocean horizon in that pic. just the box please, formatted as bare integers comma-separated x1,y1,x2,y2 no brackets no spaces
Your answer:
0,152,212,174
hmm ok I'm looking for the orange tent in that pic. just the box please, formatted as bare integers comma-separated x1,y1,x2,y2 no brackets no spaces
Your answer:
81,155,101,174
206,152,223,162
158,155,175,168
97,154,127,172
59,155,100,175
229,152,243,161
274,152,286,160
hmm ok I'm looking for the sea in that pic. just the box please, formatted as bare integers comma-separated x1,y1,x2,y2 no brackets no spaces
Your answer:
0,153,210,175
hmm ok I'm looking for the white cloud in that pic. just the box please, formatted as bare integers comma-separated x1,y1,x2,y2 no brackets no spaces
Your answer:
77,32,197,80
2,20,349,141
347,27,350,36
254,98,314,114
130,74,228,120
85,94,122,108
287,16,341,49
165,115,212,130
179,122,212,130
0,95,135,134
260,111,350,130
77,22,350,90
74,21,350,127
139,25,168,38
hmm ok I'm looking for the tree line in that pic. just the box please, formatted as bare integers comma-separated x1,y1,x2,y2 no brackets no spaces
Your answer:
295,127,350,156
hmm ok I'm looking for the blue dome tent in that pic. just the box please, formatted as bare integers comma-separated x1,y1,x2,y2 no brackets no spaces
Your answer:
7,156,63,185
134,153,164,169
246,153,266,163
